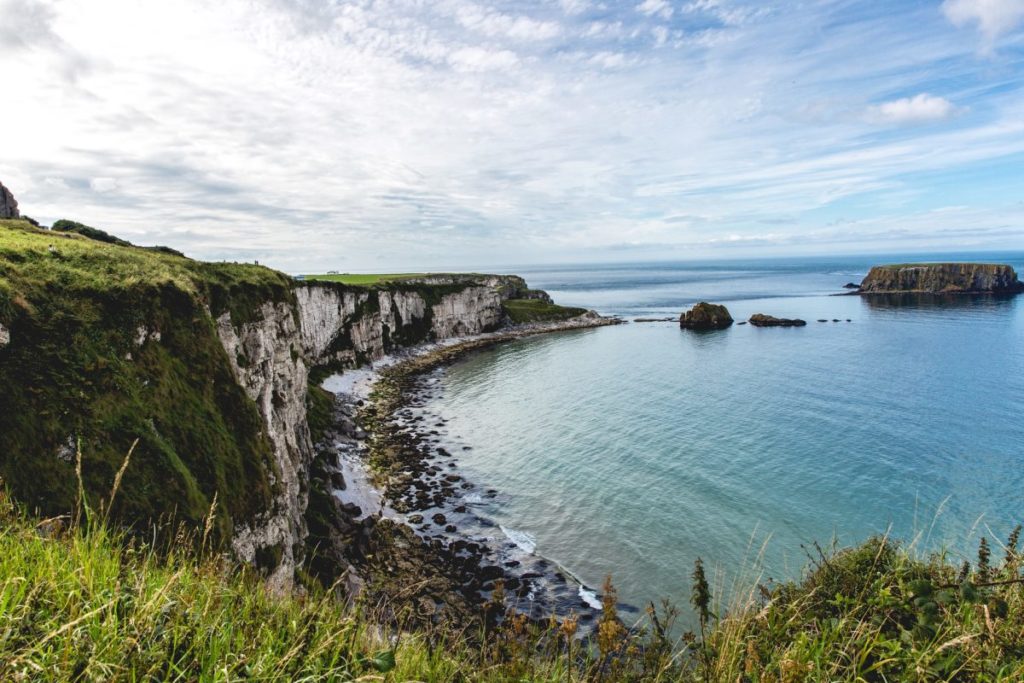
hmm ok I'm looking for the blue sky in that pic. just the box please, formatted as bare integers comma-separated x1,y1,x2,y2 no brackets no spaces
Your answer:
1,0,1023,271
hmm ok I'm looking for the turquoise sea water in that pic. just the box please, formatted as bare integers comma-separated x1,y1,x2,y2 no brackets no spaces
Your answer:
425,254,1024,611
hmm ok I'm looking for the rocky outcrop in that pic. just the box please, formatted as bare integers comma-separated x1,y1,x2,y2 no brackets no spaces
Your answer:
858,263,1024,294
0,182,19,219
749,314,807,327
679,302,734,330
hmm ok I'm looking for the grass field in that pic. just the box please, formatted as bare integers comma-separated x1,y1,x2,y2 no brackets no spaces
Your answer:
303,273,426,285
6,477,1024,681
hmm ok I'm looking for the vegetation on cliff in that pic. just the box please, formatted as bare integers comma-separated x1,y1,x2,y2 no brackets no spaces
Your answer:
0,218,292,545
502,298,589,323
5,477,1024,681
305,272,427,285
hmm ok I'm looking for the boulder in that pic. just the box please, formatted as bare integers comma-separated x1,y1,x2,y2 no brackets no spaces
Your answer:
0,181,19,219
749,314,807,327
679,302,734,330
859,263,1024,294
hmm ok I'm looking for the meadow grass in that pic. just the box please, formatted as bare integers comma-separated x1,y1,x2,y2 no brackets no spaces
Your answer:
6,462,1024,683
304,273,427,285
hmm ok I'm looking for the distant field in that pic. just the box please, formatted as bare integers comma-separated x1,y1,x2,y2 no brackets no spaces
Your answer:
302,273,425,285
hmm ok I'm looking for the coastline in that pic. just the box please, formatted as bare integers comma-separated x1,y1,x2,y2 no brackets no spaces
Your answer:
314,312,621,626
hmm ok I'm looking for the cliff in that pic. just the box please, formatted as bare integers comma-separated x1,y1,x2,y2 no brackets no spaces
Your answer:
0,181,18,219
0,216,591,590
858,263,1024,294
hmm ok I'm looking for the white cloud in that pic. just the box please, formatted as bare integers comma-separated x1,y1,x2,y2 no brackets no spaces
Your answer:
588,51,629,68
446,46,519,71
652,25,669,46
943,0,1024,46
636,0,673,20
558,0,590,15
454,5,561,41
90,177,119,193
867,94,961,125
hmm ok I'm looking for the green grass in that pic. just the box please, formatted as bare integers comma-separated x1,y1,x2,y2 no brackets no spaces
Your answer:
502,298,588,323
5,477,1024,681
304,273,426,285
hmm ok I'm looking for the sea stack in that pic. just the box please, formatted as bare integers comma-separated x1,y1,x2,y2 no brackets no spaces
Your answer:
857,263,1024,294
679,302,734,330
0,181,19,219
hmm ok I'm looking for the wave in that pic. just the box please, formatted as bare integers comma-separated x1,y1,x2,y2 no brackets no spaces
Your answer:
500,525,537,554
578,586,602,610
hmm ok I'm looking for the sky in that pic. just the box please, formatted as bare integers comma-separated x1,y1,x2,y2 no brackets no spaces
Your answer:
1,0,1023,272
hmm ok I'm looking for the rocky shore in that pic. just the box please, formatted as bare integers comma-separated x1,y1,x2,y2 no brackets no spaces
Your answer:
309,314,621,629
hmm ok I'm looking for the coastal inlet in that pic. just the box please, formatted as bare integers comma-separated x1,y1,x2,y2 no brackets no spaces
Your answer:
313,325,621,628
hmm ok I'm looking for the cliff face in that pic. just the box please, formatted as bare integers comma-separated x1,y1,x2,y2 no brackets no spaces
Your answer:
215,302,312,592
0,182,18,219
220,281,508,587
859,263,1024,294
295,282,505,370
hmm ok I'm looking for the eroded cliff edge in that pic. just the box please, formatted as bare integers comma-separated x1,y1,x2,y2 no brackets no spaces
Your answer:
0,216,605,591
858,263,1024,294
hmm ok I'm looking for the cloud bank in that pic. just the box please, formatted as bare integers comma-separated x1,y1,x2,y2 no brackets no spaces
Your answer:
0,0,1022,270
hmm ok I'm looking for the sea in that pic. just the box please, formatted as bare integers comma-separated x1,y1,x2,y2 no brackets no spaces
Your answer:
419,253,1024,613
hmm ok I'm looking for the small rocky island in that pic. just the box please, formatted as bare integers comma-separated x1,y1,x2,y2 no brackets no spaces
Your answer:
679,302,734,329
856,263,1024,294
748,313,807,327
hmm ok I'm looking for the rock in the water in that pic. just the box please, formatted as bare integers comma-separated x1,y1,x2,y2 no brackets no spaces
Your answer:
842,282,860,289
0,181,19,219
679,302,734,330
858,263,1024,294
749,314,807,327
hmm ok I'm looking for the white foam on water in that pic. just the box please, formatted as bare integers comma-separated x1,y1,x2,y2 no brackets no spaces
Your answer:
500,525,537,554
578,586,603,611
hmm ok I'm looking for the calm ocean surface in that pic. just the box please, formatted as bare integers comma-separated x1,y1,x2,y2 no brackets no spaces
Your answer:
424,254,1024,610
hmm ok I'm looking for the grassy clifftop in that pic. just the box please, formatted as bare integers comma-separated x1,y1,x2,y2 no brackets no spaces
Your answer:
0,219,291,545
